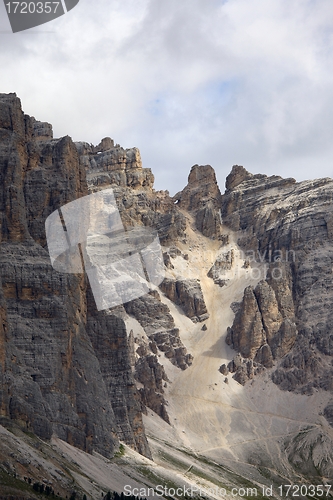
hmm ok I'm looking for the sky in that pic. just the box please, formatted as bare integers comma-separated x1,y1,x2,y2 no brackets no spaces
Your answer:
1,0,333,194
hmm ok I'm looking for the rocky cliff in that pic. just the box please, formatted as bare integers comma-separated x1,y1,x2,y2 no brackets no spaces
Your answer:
222,165,333,396
0,93,150,459
1,93,333,496
0,93,205,463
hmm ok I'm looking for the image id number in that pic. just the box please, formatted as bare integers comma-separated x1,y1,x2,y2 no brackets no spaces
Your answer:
278,484,332,497
5,2,60,14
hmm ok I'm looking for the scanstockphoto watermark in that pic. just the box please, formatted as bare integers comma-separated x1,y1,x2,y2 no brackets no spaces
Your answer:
124,484,332,498
3,0,80,33
241,248,296,265
45,188,165,312
123,484,260,498
239,247,296,282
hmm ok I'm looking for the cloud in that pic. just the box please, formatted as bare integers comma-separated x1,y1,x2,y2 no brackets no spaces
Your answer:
1,0,333,193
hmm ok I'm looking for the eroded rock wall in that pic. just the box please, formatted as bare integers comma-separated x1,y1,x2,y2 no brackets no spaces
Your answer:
0,93,151,458
222,165,333,393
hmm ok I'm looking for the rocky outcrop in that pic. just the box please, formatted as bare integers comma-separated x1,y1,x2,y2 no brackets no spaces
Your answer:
285,428,333,478
173,164,223,238
159,278,209,322
86,301,151,458
0,276,7,421
207,249,234,286
149,329,193,370
124,291,174,334
324,401,333,427
77,138,153,190
77,139,187,245
124,291,193,421
135,354,170,424
222,164,333,392
163,246,189,270
126,324,172,424
124,291,193,369
3,91,333,491
226,270,297,384
227,286,266,359
30,116,53,141
225,165,253,192
0,93,151,458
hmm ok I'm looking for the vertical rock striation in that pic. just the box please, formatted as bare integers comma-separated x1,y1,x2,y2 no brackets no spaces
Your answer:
0,93,151,458
173,164,223,239
223,165,333,392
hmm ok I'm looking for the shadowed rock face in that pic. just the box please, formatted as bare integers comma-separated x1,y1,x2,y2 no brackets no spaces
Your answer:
124,291,193,421
324,401,333,427
223,165,333,393
0,93,151,458
0,92,203,459
86,299,152,458
159,278,209,323
2,92,333,490
173,164,223,239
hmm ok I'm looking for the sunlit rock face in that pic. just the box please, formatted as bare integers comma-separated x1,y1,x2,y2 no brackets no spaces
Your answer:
173,164,224,239
0,93,151,458
1,93,333,491
222,165,333,394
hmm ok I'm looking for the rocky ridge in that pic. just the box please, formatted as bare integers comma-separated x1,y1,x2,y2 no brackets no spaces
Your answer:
0,93,205,462
222,165,333,395
1,93,333,495
0,93,151,459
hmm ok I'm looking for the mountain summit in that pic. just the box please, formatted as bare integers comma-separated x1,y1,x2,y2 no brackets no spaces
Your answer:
0,93,332,498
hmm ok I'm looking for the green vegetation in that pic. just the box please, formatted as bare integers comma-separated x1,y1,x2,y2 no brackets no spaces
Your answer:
157,450,189,471
114,443,126,458
0,468,34,495
0,468,81,500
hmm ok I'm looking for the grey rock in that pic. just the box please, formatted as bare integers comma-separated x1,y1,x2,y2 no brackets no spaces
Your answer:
173,164,223,238
323,401,333,427
208,250,234,285
159,278,209,323
135,354,170,424
219,364,228,376
0,93,151,459
222,163,333,392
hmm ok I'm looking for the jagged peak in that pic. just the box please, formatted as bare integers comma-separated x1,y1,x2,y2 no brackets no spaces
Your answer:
225,165,253,192
188,164,217,185
225,164,297,193
174,164,221,210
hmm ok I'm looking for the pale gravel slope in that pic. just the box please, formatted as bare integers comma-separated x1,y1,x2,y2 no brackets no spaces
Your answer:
144,218,332,478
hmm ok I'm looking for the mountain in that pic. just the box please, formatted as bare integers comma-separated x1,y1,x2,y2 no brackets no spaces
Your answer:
0,93,332,499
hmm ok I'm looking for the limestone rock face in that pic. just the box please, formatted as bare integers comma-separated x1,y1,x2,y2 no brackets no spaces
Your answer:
207,249,234,286
226,264,298,384
0,93,151,458
4,91,333,487
86,301,151,458
78,138,152,190
30,116,53,141
324,401,333,427
254,280,283,343
223,164,333,392
0,275,8,416
286,428,333,478
124,292,193,370
225,165,253,192
173,164,223,238
124,291,193,421
135,354,170,424
159,278,209,323
76,138,187,245
226,286,265,359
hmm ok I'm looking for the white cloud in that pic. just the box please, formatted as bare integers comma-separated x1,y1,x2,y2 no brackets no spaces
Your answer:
1,0,333,193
